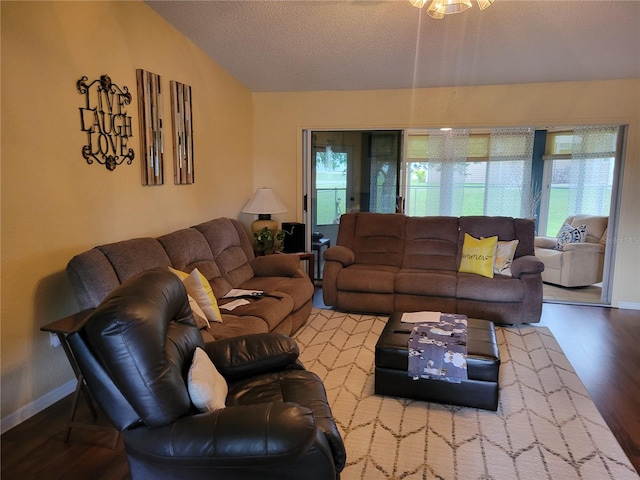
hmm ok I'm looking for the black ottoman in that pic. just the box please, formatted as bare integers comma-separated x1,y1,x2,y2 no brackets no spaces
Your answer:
374,313,501,411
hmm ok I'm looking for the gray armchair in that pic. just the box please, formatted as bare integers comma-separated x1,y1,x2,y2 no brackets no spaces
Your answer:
534,214,608,287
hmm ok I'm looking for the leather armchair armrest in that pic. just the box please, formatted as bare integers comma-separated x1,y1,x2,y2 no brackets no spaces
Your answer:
324,246,355,267
510,255,545,278
534,236,557,249
204,333,300,381
123,402,317,465
250,254,300,277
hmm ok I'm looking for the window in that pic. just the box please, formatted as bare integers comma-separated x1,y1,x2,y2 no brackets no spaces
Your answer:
539,126,618,236
404,128,535,218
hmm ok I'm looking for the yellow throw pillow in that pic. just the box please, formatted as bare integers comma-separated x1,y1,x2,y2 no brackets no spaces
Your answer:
459,234,498,278
169,267,223,324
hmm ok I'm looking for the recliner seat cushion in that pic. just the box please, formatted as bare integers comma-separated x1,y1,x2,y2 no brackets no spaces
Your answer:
227,369,346,473
337,265,399,293
457,273,525,302
395,270,457,297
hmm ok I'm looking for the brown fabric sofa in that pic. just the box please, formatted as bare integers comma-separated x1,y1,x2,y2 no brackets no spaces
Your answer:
67,217,314,341
322,213,544,324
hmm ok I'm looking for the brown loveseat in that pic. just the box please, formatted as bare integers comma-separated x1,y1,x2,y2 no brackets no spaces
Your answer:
322,213,544,324
67,217,314,341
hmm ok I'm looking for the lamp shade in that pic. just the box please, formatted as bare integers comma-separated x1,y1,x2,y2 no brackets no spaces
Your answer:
242,188,288,234
242,188,287,215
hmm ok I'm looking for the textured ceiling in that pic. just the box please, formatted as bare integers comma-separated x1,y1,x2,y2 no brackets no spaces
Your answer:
146,0,640,92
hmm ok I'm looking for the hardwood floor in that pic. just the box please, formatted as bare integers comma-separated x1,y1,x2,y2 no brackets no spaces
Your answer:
2,290,638,479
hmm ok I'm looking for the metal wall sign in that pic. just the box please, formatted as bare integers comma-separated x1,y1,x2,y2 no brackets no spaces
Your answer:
77,74,135,171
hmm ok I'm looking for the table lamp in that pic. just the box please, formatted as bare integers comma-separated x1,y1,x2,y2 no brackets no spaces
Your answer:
242,188,288,233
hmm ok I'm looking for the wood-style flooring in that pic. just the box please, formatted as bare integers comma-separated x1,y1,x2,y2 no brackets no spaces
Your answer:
2,290,638,479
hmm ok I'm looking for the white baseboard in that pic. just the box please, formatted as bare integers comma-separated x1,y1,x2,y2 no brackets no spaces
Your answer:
618,302,640,310
1,379,76,434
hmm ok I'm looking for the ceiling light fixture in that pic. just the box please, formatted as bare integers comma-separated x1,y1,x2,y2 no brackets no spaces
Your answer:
410,0,494,19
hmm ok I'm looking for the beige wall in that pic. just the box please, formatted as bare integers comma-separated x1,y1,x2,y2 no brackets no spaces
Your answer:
253,80,640,307
1,1,254,423
2,0,639,429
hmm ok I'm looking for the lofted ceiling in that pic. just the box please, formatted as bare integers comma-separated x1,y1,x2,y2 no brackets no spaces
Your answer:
146,0,640,93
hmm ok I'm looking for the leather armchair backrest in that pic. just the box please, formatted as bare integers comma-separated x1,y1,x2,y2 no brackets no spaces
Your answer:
82,269,205,428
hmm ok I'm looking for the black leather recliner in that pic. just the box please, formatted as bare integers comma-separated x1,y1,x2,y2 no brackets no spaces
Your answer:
67,268,346,479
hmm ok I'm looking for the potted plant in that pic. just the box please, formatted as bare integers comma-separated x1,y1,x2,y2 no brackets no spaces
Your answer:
253,227,288,255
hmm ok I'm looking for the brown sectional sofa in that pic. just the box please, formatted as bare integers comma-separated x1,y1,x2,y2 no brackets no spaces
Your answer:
67,217,314,341
322,213,544,324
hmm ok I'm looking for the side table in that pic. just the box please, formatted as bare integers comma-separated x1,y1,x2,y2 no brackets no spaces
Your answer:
288,251,315,282
40,309,120,448
311,237,331,281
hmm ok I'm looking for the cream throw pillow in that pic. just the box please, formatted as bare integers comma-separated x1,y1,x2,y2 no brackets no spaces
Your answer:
187,347,227,412
169,267,223,324
459,234,498,278
494,240,519,276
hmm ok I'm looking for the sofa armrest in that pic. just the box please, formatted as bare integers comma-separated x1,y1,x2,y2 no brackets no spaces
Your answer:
510,255,545,278
324,246,355,267
534,236,558,250
561,242,605,253
123,402,317,465
204,333,300,381
250,254,300,277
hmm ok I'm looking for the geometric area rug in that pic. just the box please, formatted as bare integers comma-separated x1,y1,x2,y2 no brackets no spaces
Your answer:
294,308,639,480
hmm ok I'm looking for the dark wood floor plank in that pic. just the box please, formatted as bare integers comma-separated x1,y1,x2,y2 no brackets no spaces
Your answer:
2,290,638,478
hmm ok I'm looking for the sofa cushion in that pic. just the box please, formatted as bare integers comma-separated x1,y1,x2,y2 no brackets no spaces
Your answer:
98,238,171,283
395,270,458,297
240,275,314,311
403,216,459,271
206,315,270,340
337,264,398,293
195,218,256,287
219,293,294,331
457,273,525,302
351,213,406,267
159,227,234,298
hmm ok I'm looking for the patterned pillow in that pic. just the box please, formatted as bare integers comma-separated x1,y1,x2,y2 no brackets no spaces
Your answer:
555,223,587,251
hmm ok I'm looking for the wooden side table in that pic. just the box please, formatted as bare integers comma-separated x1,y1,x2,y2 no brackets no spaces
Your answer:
290,251,315,282
40,309,120,448
312,237,331,280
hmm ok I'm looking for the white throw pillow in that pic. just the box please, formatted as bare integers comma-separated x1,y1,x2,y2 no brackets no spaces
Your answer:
494,240,519,276
187,347,228,412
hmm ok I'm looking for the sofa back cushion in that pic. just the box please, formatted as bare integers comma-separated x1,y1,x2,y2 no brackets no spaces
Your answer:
194,218,255,287
338,213,406,267
67,238,172,309
403,216,460,271
458,216,535,262
158,228,233,299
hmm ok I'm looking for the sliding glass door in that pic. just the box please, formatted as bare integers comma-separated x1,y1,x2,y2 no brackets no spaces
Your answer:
305,130,401,278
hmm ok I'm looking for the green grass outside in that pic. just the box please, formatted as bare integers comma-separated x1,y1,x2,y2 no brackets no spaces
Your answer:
314,175,605,236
